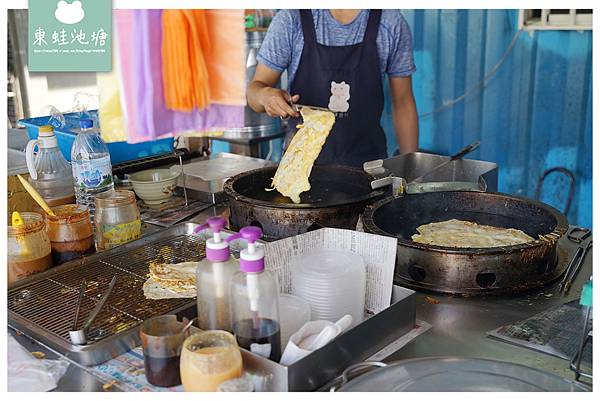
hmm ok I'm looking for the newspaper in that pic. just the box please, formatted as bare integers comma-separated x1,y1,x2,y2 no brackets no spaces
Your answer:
86,321,430,392
488,300,592,366
264,228,398,315
89,347,182,392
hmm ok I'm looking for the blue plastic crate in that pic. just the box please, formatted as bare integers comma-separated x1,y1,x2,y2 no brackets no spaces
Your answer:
19,110,174,164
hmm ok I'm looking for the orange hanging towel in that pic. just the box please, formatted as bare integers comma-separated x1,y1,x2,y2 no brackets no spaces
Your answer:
204,10,245,106
162,10,211,112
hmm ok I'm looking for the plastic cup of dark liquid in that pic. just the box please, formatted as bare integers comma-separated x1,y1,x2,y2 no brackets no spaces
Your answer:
140,315,191,387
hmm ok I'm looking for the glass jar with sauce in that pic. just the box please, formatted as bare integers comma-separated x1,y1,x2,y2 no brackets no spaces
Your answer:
46,204,94,265
180,331,243,392
94,190,141,251
8,212,53,285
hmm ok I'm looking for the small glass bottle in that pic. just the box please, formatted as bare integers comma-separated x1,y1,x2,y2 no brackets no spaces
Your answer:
195,217,239,332
227,227,281,362
94,190,141,251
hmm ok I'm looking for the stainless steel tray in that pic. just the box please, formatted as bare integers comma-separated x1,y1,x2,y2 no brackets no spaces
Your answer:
9,222,416,391
243,285,416,391
367,152,498,192
8,223,245,366
179,152,275,204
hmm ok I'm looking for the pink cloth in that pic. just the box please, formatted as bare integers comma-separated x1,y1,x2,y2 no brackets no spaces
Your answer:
114,10,141,139
125,10,244,143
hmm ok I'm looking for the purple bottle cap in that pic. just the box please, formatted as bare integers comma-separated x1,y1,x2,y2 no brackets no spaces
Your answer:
240,258,264,273
193,216,227,235
193,223,209,234
207,216,226,232
240,226,262,243
226,226,264,273
195,217,230,262
225,226,263,244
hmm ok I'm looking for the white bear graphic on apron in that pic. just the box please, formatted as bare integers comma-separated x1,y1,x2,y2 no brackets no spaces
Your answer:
328,81,350,112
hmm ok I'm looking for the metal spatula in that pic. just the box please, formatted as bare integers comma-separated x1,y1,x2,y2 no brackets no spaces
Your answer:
411,141,481,183
293,104,332,113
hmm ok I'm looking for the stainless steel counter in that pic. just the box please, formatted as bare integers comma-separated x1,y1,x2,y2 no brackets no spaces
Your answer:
9,219,592,391
387,232,592,383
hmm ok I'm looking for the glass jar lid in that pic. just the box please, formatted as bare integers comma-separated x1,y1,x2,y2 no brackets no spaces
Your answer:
95,190,136,208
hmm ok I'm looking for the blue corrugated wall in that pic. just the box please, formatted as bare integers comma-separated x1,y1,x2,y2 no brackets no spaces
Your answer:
382,9,592,227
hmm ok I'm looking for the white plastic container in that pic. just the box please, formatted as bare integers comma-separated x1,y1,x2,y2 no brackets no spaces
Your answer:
279,294,311,351
291,248,366,324
25,125,75,207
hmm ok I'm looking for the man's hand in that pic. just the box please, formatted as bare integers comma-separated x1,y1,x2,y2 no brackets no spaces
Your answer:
248,63,300,118
260,88,300,118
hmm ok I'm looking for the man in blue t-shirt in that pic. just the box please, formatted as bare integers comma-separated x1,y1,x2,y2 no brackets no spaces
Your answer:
247,9,418,167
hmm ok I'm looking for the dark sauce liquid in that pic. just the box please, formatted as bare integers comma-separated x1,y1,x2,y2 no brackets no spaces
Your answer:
52,247,94,265
233,318,281,362
143,354,181,387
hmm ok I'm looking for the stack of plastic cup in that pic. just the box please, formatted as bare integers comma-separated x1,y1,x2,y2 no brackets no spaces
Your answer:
291,249,366,325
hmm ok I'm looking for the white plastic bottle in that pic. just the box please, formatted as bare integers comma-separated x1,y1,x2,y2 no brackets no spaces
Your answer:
195,217,239,331
25,125,75,207
71,119,114,219
227,226,281,362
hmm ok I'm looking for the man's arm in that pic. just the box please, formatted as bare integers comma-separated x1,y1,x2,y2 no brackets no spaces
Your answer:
247,64,299,118
389,76,419,154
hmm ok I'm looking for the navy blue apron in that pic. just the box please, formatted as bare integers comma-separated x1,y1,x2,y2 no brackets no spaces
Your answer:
288,9,387,167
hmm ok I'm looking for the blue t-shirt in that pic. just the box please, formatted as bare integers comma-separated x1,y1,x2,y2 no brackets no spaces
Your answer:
257,9,416,86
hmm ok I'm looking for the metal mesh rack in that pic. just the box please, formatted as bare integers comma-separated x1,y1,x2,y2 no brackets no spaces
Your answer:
9,233,205,345
7,223,224,365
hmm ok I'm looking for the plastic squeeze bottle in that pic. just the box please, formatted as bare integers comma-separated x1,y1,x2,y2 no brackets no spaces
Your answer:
194,217,238,331
227,226,281,362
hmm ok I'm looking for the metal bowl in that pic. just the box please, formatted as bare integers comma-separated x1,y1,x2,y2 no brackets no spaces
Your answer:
337,357,588,392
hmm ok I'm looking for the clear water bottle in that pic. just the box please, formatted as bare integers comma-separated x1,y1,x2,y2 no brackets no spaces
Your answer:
71,119,114,219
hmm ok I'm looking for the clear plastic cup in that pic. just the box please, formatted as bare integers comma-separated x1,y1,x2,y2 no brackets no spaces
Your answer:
279,294,311,351
139,315,191,387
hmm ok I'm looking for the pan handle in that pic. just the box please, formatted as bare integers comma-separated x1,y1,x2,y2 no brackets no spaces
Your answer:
370,177,405,197
534,167,575,215
340,361,388,385
363,159,388,176
450,141,480,160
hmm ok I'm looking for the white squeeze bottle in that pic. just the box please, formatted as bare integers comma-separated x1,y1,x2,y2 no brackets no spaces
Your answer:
227,226,282,362
194,217,239,331
71,118,114,219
